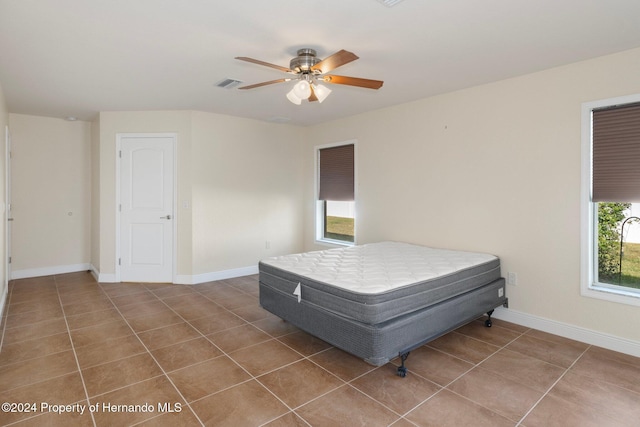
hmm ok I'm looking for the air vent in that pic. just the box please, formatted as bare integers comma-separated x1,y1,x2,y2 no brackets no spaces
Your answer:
377,0,404,6
215,78,243,89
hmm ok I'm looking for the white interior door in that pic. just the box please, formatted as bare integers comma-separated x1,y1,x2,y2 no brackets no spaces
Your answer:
119,134,175,283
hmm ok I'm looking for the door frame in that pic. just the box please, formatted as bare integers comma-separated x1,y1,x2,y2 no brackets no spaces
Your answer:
115,133,177,283
5,125,11,285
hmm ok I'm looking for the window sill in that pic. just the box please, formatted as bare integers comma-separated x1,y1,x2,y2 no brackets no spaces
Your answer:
315,238,355,248
581,283,640,307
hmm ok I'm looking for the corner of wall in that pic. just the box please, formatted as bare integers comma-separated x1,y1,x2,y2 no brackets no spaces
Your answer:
0,81,9,307
91,115,101,274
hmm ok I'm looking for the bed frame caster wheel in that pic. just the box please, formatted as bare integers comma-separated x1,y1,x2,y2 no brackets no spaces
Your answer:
397,351,410,377
484,309,494,328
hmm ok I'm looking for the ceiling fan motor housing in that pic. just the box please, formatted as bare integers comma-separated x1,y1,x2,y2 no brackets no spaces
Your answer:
290,49,321,74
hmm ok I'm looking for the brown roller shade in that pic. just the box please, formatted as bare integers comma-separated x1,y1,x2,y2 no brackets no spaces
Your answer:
318,144,354,201
592,102,640,202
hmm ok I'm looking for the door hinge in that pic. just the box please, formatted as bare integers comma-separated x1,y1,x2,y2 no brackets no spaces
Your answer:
8,256,11,264
119,150,122,158
118,258,121,266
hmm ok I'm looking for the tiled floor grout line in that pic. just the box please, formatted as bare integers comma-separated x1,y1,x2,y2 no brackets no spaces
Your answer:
449,324,538,418
258,412,314,427
332,353,430,422
224,333,326,421
259,317,534,426
254,305,488,425
342,380,409,419
241,337,351,426
113,279,306,424
158,284,316,425
187,281,367,426
429,323,598,426
257,344,348,411
54,275,98,427
0,283,61,427
0,355,79,396
97,282,207,427
514,344,592,427
389,323,533,425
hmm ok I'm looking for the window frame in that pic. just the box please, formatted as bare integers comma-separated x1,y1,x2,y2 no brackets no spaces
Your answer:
315,140,357,247
581,93,640,306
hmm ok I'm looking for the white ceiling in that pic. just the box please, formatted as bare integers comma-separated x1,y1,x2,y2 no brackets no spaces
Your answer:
1,0,640,126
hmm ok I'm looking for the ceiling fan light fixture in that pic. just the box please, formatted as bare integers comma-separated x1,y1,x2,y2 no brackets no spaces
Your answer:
286,88,302,105
293,80,311,99
236,48,383,105
313,83,332,103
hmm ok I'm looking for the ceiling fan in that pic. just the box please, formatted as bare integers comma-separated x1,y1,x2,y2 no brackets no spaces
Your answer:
235,48,384,104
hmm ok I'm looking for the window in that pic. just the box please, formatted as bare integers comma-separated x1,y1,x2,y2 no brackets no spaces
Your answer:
581,95,640,305
316,141,355,245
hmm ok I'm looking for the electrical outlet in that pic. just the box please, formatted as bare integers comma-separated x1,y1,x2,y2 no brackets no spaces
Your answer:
508,272,517,286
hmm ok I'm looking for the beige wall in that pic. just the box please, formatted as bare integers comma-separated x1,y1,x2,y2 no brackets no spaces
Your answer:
190,111,305,276
303,47,640,344
9,114,91,274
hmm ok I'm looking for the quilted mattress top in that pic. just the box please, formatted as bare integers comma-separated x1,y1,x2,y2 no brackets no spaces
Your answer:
260,241,498,295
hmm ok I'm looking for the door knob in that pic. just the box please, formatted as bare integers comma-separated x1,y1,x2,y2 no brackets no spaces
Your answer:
160,215,172,220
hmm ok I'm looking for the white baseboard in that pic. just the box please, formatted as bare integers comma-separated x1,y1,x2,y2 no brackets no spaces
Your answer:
0,284,7,348
0,284,8,319
492,306,640,358
89,265,259,285
11,263,92,280
87,264,117,283
175,265,259,285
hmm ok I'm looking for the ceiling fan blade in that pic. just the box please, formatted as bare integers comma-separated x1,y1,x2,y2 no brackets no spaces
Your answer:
311,50,359,74
308,86,319,102
321,75,384,90
235,57,293,73
237,78,291,90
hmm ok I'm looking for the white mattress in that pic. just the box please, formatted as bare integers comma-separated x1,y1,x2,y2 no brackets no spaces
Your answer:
261,241,498,295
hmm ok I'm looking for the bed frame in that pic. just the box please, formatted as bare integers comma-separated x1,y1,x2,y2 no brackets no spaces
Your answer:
258,242,508,377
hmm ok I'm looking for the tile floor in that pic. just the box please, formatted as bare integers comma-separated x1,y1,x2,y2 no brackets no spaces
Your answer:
0,272,639,426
